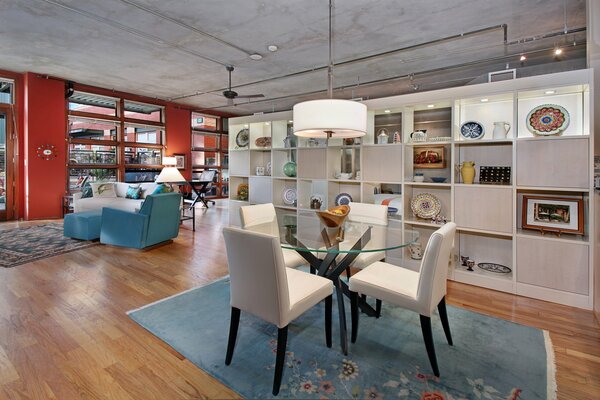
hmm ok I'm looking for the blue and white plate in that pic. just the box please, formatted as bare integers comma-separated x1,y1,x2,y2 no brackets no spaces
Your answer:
282,188,297,205
335,192,353,206
460,121,485,140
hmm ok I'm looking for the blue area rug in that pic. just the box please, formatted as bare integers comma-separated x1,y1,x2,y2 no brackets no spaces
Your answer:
128,277,555,399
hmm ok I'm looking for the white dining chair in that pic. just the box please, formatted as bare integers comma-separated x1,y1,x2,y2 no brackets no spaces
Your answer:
240,203,306,269
348,222,457,377
222,226,334,396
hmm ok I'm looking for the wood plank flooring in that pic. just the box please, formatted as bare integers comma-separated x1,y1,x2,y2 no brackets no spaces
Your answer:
0,201,598,399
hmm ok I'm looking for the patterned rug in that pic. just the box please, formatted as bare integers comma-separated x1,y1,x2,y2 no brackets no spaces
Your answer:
128,277,556,399
0,222,98,268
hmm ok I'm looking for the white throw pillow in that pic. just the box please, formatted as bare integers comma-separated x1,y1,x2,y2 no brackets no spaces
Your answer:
90,182,117,198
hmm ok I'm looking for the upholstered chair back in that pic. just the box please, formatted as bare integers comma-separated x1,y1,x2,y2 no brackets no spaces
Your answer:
240,203,280,234
416,222,456,316
348,202,388,226
138,192,182,244
223,226,291,328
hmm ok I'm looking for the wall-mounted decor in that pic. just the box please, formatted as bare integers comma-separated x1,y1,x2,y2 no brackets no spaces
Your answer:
173,154,186,170
37,144,57,160
480,166,511,185
526,104,570,136
414,146,446,169
522,195,584,235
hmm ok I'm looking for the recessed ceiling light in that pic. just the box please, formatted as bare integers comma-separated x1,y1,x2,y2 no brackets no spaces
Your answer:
545,90,556,95
265,122,270,126
249,53,263,60
519,55,527,62
268,45,278,52
244,124,249,128
480,98,489,103
384,109,391,113
288,120,293,123
554,48,563,56
427,104,435,108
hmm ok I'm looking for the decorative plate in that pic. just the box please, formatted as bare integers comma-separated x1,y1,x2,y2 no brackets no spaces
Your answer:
477,262,512,274
235,128,250,147
526,104,570,136
335,192,353,206
410,193,441,219
282,188,297,205
460,121,485,140
255,136,271,148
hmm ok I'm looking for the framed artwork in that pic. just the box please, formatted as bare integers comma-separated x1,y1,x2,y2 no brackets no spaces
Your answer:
414,146,446,169
522,195,584,235
174,154,186,170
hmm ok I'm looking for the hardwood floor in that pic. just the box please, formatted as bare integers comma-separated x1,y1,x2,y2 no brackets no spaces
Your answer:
0,201,598,399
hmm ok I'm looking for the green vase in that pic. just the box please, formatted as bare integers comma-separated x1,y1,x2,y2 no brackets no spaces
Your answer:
283,161,297,177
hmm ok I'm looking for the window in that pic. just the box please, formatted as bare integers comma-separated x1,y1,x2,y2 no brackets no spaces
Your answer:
192,112,218,131
191,112,227,198
0,79,13,104
68,92,117,117
66,91,166,192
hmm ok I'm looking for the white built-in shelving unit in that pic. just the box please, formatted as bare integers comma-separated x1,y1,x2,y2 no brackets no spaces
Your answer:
228,69,595,310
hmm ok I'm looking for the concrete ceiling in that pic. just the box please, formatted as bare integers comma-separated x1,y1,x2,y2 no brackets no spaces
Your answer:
0,0,587,116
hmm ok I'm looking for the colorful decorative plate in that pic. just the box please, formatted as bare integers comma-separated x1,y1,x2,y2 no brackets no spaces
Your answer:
477,262,512,274
460,121,485,140
282,188,297,205
335,192,353,206
410,193,441,219
235,128,250,147
526,104,570,136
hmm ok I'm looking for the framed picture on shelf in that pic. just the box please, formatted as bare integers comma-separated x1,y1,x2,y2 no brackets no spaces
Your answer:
414,146,446,169
522,195,584,235
174,154,186,170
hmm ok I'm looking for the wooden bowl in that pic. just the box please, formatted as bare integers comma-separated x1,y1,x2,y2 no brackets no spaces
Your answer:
316,205,350,228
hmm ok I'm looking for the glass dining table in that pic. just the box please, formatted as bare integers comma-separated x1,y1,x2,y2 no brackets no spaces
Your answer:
246,215,419,355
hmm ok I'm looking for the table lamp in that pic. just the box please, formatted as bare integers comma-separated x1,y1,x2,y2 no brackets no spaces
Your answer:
156,156,186,190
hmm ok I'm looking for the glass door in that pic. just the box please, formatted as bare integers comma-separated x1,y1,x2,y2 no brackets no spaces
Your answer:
0,107,12,220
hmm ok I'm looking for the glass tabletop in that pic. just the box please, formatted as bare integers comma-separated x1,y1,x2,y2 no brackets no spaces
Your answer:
246,216,419,254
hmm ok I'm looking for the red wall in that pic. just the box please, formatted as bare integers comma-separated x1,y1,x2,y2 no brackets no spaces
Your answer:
165,105,192,180
23,73,67,220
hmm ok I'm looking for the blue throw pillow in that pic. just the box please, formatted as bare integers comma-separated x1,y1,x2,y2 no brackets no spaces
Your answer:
80,183,93,198
152,183,172,195
126,185,142,199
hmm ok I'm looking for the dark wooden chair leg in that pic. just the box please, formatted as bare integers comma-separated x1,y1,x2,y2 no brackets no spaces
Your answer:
375,299,382,318
419,315,440,377
225,307,240,365
350,291,359,343
437,296,453,346
273,326,288,396
325,295,332,348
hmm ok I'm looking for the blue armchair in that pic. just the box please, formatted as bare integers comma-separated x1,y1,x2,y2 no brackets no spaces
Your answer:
100,192,182,249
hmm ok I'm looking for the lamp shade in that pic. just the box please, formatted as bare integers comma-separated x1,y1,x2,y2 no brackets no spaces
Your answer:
293,99,367,138
163,156,177,166
156,166,185,183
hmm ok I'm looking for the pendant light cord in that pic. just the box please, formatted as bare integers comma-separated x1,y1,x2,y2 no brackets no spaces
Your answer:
327,0,333,99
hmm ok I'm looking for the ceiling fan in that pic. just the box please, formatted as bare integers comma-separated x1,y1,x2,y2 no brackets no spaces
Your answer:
222,65,264,106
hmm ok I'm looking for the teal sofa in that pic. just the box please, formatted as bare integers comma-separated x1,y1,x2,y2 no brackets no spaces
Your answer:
100,192,182,249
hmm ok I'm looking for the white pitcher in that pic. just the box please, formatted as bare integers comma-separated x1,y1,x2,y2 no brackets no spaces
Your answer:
492,122,511,139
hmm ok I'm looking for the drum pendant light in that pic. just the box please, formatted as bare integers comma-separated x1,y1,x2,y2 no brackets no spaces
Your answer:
293,0,367,139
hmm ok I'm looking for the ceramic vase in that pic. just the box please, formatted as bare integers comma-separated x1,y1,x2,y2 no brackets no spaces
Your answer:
461,161,476,184
492,122,511,139
283,161,297,177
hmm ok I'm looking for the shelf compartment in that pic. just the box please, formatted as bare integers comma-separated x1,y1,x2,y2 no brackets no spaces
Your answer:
271,120,292,149
516,235,588,295
454,185,513,234
297,148,327,179
229,150,250,176
517,87,588,138
404,185,451,222
362,145,403,182
327,147,360,180
455,143,512,184
516,138,589,189
271,148,296,179
456,94,514,141
272,178,297,208
248,176,272,204
229,176,249,202
249,122,271,150
249,150,271,177
327,181,361,208
297,179,327,211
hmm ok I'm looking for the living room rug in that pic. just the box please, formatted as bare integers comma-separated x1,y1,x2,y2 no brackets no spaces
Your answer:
0,222,97,268
128,277,555,399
